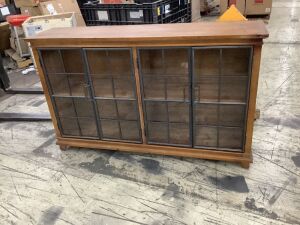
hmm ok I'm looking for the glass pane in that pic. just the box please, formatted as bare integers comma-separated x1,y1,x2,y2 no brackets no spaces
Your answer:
117,100,138,120
61,49,84,73
73,98,95,118
145,102,189,123
114,79,135,98
78,118,98,137
139,48,190,146
54,97,76,117
49,75,70,96
167,77,189,101
97,99,117,119
146,102,167,122
148,122,168,144
222,48,250,76
169,123,189,145
140,49,188,75
139,48,189,101
220,76,248,102
92,78,113,97
194,104,218,125
143,78,165,100
219,105,245,127
194,126,217,147
219,127,243,149
92,77,135,99
48,74,86,97
86,50,131,76
120,121,140,141
194,49,220,77
41,49,84,74
195,78,219,102
97,99,138,120
54,97,95,118
101,120,120,139
59,117,80,136
41,50,64,73
168,102,189,123
143,77,189,101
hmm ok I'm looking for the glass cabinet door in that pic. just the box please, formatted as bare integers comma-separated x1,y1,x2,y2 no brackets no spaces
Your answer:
138,48,191,147
39,49,99,138
193,47,252,151
84,49,142,143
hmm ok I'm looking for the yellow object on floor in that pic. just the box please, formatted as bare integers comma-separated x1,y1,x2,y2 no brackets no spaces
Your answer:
218,5,247,22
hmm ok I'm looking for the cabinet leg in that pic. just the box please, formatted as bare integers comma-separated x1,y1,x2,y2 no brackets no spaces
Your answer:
240,161,250,169
59,144,69,151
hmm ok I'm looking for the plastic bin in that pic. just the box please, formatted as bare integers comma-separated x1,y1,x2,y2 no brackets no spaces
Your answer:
78,0,191,26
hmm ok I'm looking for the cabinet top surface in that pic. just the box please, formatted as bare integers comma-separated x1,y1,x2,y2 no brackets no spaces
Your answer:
27,21,268,46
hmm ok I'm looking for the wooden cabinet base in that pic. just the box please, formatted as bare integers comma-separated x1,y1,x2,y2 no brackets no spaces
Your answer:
59,144,69,151
56,138,252,168
240,161,251,169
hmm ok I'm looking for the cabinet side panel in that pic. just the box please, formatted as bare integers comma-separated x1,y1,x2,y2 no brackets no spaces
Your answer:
32,48,61,137
244,45,262,157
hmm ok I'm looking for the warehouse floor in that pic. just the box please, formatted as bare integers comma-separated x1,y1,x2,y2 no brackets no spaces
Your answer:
0,0,300,224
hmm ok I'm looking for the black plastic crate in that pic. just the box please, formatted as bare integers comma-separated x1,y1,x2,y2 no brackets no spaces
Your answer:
78,0,191,26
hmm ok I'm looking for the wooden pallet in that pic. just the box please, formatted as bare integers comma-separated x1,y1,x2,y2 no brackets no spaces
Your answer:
4,49,33,69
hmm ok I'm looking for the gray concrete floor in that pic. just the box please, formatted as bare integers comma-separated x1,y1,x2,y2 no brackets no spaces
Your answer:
0,0,300,224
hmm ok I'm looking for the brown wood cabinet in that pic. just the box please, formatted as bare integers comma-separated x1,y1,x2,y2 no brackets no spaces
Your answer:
27,21,268,168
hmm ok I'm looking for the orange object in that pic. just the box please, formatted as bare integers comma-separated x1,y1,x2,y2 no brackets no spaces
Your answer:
218,4,247,21
6,15,30,26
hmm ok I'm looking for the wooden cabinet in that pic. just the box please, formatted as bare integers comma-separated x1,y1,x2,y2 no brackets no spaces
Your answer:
27,21,268,168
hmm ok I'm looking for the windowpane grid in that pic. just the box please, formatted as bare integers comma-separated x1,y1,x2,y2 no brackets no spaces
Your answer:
139,48,191,147
86,49,142,143
193,47,251,151
40,48,141,142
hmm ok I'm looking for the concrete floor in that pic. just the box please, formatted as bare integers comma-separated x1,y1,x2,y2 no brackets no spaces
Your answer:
0,0,300,224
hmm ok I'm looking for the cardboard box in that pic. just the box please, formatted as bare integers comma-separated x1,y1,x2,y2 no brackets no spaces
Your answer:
38,0,85,26
220,0,245,14
21,6,42,16
0,22,10,52
22,13,76,37
10,36,30,55
245,0,272,15
192,0,201,21
22,13,76,66
14,0,38,8
10,36,15,49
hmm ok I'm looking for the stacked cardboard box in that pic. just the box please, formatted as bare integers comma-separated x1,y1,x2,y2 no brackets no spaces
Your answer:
220,0,272,16
14,0,86,25
38,0,85,26
14,0,42,16
245,0,272,15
